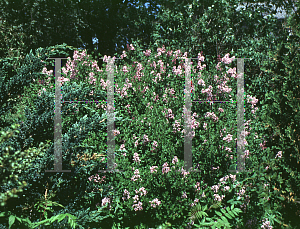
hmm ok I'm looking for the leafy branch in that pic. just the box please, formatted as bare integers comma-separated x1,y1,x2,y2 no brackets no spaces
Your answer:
188,202,242,228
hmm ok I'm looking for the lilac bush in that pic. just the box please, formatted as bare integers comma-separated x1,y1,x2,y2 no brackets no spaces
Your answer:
31,43,279,227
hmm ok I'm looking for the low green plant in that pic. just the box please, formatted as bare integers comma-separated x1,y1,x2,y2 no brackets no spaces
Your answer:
189,203,243,228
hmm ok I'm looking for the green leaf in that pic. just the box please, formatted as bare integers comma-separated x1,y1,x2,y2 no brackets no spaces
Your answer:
225,212,233,219
8,215,15,228
221,216,229,223
277,196,285,201
220,208,226,214
215,210,222,217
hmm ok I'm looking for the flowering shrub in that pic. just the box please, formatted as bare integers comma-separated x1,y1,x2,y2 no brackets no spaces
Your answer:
28,41,273,228
1,39,299,228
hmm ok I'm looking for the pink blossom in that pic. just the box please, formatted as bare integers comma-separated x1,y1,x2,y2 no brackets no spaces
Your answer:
133,194,139,202
143,134,149,144
214,194,225,202
265,166,269,170
169,88,175,95
172,156,178,164
122,189,130,201
73,50,80,60
198,52,205,62
218,108,224,112
211,185,220,193
223,134,233,143
260,141,267,150
225,147,232,152
134,139,139,147
122,65,129,73
162,162,170,174
150,166,158,173
237,187,246,196
133,152,141,164
204,112,219,122
261,218,273,229
132,201,143,211
230,174,236,181
172,65,182,75
179,167,190,178
223,186,230,191
152,141,158,148
113,129,120,136
221,53,235,64
119,144,125,151
166,50,172,57
244,150,250,158
127,43,135,51
190,198,200,207
143,49,151,56
149,198,161,208
219,175,229,183
275,151,282,158
101,197,111,210
131,169,141,182
136,187,147,196
120,50,127,59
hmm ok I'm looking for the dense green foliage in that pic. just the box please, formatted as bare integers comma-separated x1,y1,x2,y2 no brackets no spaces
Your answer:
0,0,299,228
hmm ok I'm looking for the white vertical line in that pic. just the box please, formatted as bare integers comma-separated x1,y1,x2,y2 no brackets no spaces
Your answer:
183,58,193,172
237,58,245,173
46,58,70,173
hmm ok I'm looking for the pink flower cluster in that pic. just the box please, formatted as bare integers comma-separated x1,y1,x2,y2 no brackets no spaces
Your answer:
223,134,233,143
214,194,225,202
120,50,127,59
133,152,141,164
122,189,130,201
150,166,158,173
172,156,178,164
88,174,106,183
201,85,214,99
261,218,273,229
178,166,190,179
190,198,200,207
130,187,148,211
149,198,161,208
115,79,133,98
143,49,152,57
194,181,207,193
172,119,182,133
275,151,282,158
101,197,112,210
237,186,246,196
162,108,175,120
162,162,170,174
221,53,235,64
127,43,135,51
132,201,143,211
247,95,259,114
113,129,121,137
136,187,147,197
204,111,219,122
260,140,267,150
131,168,142,182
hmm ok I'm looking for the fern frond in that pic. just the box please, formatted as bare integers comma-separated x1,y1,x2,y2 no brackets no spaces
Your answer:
188,203,209,223
193,204,243,228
